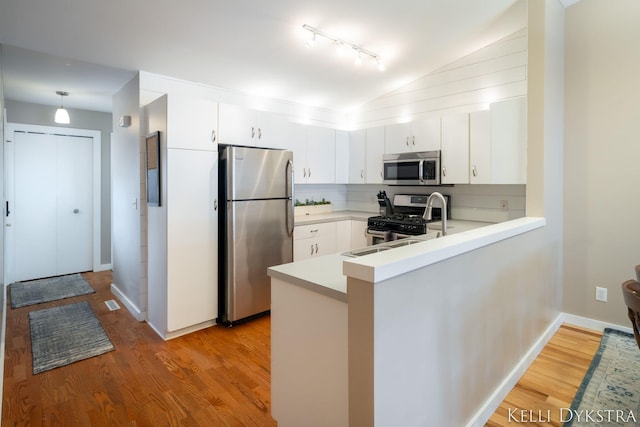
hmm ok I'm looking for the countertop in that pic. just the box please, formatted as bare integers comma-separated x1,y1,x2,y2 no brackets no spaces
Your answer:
269,213,500,302
294,210,372,225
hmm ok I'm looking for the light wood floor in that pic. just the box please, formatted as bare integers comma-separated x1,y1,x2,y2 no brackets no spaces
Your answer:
3,271,603,426
2,271,276,426
486,324,603,427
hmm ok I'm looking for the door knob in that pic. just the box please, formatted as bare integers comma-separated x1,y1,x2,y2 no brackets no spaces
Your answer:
73,209,80,214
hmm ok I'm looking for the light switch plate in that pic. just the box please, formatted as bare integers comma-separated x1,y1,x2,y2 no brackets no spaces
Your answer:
596,286,607,302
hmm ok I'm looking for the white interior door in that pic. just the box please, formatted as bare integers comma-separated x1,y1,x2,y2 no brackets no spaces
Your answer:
11,131,93,282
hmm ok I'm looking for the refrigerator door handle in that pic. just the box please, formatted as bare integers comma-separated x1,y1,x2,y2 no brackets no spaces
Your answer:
286,159,295,237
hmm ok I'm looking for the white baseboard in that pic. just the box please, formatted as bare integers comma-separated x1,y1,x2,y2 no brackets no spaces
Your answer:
94,263,113,272
562,313,633,334
110,283,146,322
147,319,216,341
465,313,564,427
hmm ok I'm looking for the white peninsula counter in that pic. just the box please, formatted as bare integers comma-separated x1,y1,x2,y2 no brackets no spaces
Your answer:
268,217,549,427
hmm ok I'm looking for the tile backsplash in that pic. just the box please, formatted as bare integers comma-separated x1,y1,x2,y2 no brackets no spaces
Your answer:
296,183,526,223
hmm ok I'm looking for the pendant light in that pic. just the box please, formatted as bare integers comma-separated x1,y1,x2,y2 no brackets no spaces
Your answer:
54,91,70,124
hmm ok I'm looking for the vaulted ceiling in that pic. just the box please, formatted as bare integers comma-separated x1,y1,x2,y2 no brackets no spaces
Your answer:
0,0,530,113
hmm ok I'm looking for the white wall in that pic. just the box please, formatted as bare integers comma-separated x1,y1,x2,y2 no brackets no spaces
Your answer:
111,73,145,318
563,0,640,327
349,3,528,129
347,2,565,425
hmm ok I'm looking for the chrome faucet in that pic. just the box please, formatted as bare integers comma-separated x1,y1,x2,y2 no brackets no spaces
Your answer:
423,192,448,236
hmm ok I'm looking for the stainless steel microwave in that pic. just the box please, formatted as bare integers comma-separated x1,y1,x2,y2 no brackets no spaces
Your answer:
382,151,441,185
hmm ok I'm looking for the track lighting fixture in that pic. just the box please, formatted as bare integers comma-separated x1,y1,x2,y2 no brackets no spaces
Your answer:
305,31,316,48
54,91,70,124
302,24,385,71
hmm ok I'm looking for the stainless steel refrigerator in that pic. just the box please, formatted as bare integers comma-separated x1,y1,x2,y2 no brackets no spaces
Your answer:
218,145,294,325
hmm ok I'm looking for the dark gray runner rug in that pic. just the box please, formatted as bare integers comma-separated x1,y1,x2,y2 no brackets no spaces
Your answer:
10,273,95,308
29,301,114,374
563,328,640,426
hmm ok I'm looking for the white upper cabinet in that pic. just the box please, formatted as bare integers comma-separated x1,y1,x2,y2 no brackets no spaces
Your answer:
469,110,492,184
305,126,336,183
410,118,441,152
217,103,255,146
348,127,384,184
468,97,527,185
256,111,293,149
348,129,366,183
490,96,527,184
365,127,385,184
335,130,350,184
167,96,218,151
384,118,440,154
384,122,411,154
218,103,292,148
441,113,470,184
289,125,336,184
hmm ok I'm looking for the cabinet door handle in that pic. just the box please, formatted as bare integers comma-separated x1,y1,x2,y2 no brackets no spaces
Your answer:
442,166,447,177
380,170,383,178
412,136,415,146
405,136,409,147
211,130,217,143
315,243,319,254
258,128,262,139
311,244,314,255
214,199,218,211
251,126,255,138
472,165,477,177
308,168,311,178
310,229,319,233
360,169,364,178
303,168,307,178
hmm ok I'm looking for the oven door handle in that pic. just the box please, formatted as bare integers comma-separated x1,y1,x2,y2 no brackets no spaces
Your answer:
366,228,387,238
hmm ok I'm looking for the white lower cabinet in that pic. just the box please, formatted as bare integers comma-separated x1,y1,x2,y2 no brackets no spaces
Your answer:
336,221,352,253
294,219,370,261
294,222,338,261
350,220,368,249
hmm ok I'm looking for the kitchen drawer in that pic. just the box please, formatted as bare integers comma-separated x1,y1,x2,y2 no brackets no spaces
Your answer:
294,222,337,241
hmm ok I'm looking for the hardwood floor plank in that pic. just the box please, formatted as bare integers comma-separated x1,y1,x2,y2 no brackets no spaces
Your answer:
485,324,602,427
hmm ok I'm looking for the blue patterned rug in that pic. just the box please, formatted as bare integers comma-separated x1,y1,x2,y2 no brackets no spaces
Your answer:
564,328,640,426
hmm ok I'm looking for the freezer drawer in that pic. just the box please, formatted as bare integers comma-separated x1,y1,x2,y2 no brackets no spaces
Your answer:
222,198,293,323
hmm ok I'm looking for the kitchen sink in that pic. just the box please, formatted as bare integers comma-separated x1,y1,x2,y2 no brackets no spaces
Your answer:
342,238,426,257
342,246,392,258
385,239,424,248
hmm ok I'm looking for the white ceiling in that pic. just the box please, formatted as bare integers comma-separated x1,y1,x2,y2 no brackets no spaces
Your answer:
0,0,528,114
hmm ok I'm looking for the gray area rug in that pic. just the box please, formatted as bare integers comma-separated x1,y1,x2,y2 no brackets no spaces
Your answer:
29,301,114,374
10,273,95,308
564,328,640,426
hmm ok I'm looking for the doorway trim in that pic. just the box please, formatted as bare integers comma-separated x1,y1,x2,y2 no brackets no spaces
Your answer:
4,122,102,285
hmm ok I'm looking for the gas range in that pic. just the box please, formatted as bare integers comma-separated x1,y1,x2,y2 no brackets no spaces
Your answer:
366,193,451,240
367,214,428,235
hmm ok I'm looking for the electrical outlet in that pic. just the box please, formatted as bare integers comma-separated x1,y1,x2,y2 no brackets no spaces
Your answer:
500,200,509,211
595,287,608,302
